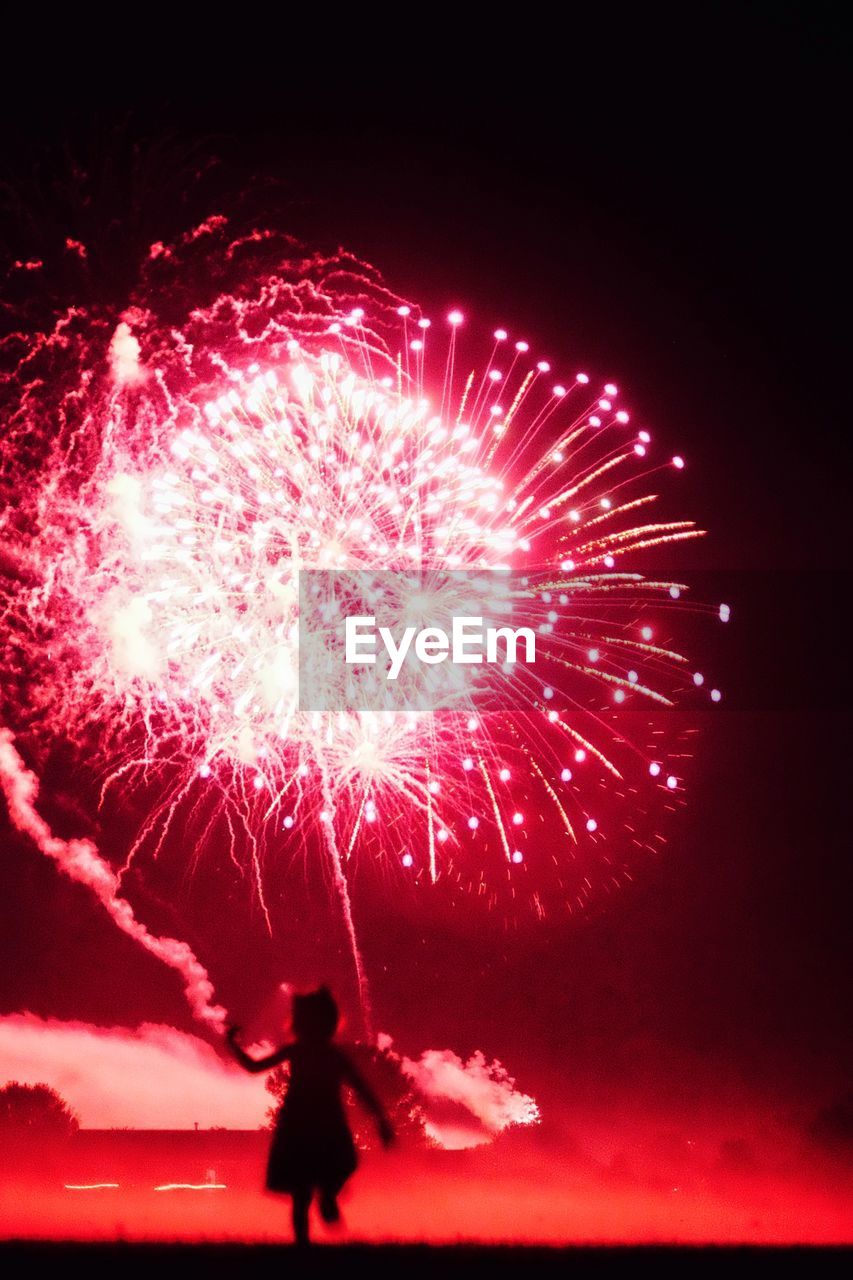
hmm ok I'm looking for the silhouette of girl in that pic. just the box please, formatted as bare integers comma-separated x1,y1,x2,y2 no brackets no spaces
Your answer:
227,986,393,1244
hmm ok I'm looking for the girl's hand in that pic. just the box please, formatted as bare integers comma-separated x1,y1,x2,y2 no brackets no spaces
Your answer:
378,1116,395,1148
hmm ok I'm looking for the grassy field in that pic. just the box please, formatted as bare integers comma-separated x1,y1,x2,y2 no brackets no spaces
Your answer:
1,1242,851,1278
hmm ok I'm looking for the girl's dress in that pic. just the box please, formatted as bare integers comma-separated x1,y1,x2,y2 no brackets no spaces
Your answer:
266,1041,359,1195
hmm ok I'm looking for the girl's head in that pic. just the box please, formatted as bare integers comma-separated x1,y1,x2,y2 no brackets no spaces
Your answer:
291,986,339,1042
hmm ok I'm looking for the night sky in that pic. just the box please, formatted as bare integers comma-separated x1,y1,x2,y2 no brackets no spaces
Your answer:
0,7,849,1139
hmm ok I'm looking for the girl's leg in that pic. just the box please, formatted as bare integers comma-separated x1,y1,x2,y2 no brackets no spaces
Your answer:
291,1186,312,1245
318,1185,341,1223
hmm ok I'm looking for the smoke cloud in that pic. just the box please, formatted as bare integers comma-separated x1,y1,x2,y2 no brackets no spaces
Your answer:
0,1014,263,1129
375,1034,539,1149
0,1015,538,1148
402,1047,539,1149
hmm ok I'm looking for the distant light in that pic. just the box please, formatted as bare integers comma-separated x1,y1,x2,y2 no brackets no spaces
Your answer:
639,430,651,443
494,328,508,341
719,603,731,622
437,828,449,842
512,812,524,825
641,626,653,641
553,384,566,397
575,749,586,763
516,341,529,353
154,1183,227,1192
561,559,575,571
468,816,479,830
198,764,211,778
604,383,618,396
586,817,598,833
628,670,638,683
543,686,554,700
448,310,464,326
711,688,722,702
649,761,661,777
511,850,524,864
616,410,630,423
283,816,295,829
397,305,411,317
576,372,590,384
467,717,479,732
666,775,678,789
64,1183,120,1191
693,672,704,686
418,318,431,330
672,455,685,469
499,767,511,781
614,689,625,703
462,756,474,771
670,586,680,599
401,852,414,867
560,768,573,782
588,648,600,662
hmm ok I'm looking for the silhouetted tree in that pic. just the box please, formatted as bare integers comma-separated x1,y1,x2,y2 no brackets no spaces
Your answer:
0,1082,79,1138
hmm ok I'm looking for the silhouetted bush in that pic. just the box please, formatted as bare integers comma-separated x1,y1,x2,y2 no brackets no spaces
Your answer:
0,1081,79,1139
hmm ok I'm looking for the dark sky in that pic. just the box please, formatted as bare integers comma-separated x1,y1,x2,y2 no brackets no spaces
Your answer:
0,8,849,1119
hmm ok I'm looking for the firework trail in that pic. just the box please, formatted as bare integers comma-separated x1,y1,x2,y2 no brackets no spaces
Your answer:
0,730,225,1028
0,219,726,1030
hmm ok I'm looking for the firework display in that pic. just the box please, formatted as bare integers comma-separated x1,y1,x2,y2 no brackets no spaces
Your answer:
0,223,725,1026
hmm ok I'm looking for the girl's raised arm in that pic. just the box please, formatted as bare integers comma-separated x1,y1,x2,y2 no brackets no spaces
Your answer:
226,1025,293,1074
